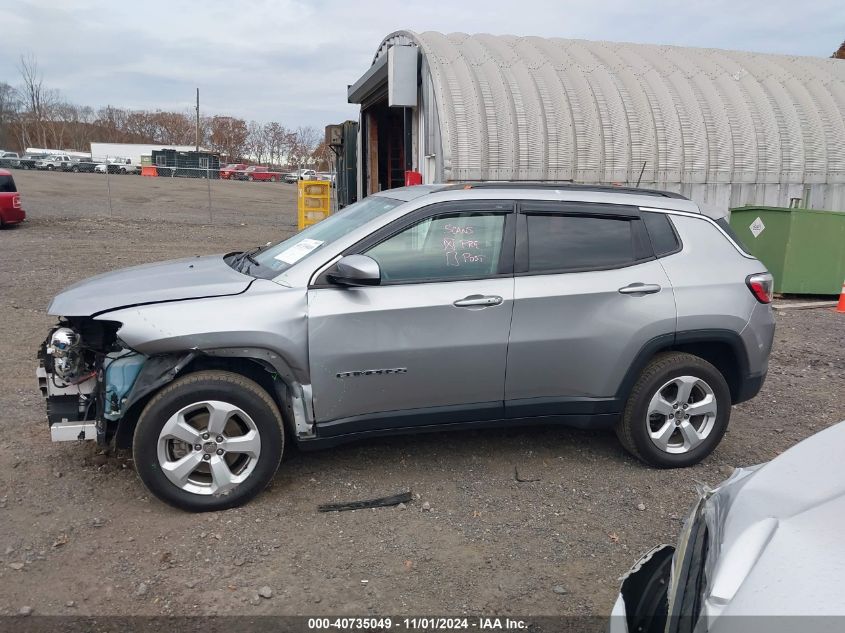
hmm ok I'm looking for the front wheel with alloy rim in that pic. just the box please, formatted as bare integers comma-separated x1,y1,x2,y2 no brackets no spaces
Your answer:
132,370,284,511
616,352,731,468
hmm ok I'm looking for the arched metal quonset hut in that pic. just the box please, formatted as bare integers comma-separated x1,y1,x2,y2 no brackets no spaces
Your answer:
347,31,845,214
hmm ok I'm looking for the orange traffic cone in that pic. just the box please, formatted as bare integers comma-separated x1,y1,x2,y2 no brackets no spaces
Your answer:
838,279,845,313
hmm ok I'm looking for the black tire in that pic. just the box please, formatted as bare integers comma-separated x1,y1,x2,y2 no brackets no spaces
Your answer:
46,164,53,171
132,370,284,512
72,165,79,173
616,352,731,468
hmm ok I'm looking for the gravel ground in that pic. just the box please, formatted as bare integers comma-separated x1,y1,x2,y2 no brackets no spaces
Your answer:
0,171,843,618
9,169,300,227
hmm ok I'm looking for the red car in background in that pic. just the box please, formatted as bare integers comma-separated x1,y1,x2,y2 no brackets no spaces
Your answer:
219,163,247,179
235,165,283,182
0,169,25,227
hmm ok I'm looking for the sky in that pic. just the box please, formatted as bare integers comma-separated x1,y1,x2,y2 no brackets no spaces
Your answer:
0,0,842,129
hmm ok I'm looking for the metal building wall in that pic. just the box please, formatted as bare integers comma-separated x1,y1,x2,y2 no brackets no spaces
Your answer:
370,31,845,213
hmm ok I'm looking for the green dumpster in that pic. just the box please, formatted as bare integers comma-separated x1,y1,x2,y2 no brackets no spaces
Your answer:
729,206,845,295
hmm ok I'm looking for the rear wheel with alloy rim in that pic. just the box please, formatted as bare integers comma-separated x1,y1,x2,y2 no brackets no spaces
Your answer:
616,352,730,468
133,370,284,511
647,376,718,454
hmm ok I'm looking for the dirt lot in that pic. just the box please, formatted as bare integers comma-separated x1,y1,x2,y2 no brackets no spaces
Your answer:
10,169,300,227
0,170,843,619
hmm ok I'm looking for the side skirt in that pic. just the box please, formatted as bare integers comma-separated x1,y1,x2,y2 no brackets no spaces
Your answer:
298,412,619,451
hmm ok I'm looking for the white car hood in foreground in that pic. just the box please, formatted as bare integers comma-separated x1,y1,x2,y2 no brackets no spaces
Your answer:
612,421,845,633
706,421,845,624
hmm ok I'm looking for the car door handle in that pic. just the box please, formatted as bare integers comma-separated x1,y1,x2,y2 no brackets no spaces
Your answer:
453,295,504,308
618,283,662,295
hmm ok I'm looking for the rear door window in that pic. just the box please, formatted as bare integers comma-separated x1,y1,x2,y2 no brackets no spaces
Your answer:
0,175,16,193
524,212,650,273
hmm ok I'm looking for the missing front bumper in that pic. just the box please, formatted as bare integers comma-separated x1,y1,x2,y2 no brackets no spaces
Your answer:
50,421,97,442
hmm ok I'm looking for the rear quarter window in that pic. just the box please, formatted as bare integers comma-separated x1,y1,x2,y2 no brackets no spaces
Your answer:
0,175,16,193
642,211,681,256
715,217,749,252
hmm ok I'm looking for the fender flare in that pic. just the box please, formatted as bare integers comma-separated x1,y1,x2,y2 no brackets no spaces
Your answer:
615,329,751,403
113,347,315,448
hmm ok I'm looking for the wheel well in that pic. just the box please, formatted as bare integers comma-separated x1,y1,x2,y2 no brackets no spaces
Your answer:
669,341,742,403
113,355,291,449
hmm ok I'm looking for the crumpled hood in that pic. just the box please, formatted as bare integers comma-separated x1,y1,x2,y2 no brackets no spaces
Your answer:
713,421,845,543
705,421,845,622
48,255,253,317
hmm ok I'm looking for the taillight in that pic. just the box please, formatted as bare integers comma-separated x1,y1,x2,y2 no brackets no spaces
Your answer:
12,194,21,209
746,272,773,304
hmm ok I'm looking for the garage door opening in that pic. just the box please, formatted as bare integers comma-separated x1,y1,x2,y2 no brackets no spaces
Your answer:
363,99,412,195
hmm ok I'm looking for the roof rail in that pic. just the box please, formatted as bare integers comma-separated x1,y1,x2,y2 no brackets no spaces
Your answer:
442,181,688,200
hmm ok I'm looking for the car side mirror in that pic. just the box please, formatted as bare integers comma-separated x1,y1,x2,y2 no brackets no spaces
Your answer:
328,255,381,287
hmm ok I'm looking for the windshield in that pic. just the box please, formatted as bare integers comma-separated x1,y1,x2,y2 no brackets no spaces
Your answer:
236,195,404,279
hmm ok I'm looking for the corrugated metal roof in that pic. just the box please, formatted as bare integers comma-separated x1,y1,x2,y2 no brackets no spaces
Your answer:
372,31,845,185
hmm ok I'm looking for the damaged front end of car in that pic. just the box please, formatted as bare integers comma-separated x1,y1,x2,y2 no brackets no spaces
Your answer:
36,318,199,447
38,318,136,444
610,467,759,633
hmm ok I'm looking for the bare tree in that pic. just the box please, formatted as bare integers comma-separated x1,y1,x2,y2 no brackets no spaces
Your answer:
18,54,57,148
290,125,320,168
0,82,20,149
311,141,332,171
245,120,267,164
209,115,249,160
47,101,81,149
263,122,285,168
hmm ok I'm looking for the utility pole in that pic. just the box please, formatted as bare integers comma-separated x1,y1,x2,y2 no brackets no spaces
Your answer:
195,88,200,152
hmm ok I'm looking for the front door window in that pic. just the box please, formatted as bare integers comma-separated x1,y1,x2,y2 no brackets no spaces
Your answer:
365,212,506,283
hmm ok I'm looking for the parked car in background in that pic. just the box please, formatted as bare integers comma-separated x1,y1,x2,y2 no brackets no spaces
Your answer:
18,153,47,169
95,158,140,175
37,182,774,511
0,151,20,168
72,159,104,173
219,163,247,180
0,169,25,227
612,420,845,633
317,172,337,187
235,165,282,182
35,154,75,171
284,169,317,183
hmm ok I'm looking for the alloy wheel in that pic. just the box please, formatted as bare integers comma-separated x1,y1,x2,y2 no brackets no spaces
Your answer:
156,400,262,496
646,376,718,454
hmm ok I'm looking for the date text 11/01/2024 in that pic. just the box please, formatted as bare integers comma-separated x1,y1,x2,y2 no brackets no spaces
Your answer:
307,617,529,630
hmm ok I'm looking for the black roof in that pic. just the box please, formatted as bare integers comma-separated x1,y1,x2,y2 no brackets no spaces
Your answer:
441,181,688,200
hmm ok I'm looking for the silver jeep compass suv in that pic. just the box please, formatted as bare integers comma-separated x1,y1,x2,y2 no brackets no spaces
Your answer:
38,183,774,511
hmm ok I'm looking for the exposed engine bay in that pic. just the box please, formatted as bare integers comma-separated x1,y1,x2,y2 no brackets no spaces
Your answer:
37,319,146,444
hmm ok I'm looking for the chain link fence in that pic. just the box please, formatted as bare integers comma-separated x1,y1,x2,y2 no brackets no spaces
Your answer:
12,164,337,229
